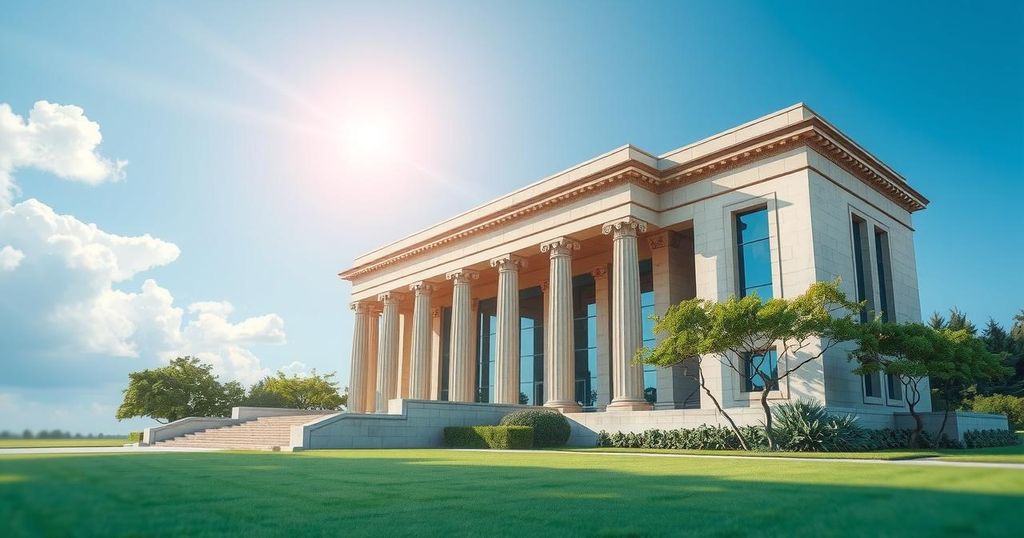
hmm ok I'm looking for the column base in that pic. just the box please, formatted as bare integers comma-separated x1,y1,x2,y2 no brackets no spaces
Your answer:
544,401,583,413
606,399,653,412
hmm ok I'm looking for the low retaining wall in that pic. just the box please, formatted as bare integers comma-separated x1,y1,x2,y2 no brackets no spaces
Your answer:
143,417,244,445
894,411,1009,442
232,407,333,420
563,408,770,447
291,399,536,449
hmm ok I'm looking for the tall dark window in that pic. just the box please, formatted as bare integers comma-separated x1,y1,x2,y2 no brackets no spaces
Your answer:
874,229,895,322
864,372,881,399
439,307,452,401
736,207,773,299
640,259,657,404
851,217,871,323
475,298,497,402
886,373,903,401
573,274,598,408
743,348,779,392
519,286,544,405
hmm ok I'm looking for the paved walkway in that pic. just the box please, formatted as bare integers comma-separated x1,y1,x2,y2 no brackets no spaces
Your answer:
0,446,222,455
455,448,1024,470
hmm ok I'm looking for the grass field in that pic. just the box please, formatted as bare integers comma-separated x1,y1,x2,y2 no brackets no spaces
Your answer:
570,441,1024,464
1,449,1022,537
0,438,129,449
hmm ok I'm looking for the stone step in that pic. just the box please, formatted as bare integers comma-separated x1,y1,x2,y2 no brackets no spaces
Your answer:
153,413,332,450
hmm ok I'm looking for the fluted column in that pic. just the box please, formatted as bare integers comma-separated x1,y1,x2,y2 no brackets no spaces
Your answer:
491,254,526,404
604,217,652,411
375,291,403,413
347,301,370,413
407,281,434,400
542,237,582,413
364,306,380,413
446,268,479,402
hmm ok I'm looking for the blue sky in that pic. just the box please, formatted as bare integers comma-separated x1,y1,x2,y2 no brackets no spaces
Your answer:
1,1,1021,433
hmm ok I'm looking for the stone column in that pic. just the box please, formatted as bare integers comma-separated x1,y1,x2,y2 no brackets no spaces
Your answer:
429,307,442,400
347,301,370,413
604,217,653,411
446,268,479,402
407,281,434,400
364,306,380,413
649,230,700,409
375,291,403,413
541,237,582,413
491,254,526,404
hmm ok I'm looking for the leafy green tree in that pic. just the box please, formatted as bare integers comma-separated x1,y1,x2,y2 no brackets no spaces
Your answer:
243,371,345,410
850,323,1006,447
116,357,245,423
640,280,862,450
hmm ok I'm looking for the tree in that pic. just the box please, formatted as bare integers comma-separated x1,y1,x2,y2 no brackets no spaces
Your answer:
116,357,245,424
640,280,862,450
850,323,1006,447
244,371,345,411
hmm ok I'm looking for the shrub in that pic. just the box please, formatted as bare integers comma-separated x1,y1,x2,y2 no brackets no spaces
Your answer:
500,410,571,448
772,400,867,452
963,429,1020,448
597,425,760,450
127,431,143,443
862,428,935,450
970,395,1024,431
444,426,533,449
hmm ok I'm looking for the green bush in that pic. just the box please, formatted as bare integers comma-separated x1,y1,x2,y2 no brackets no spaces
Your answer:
772,400,867,452
597,425,759,450
500,410,571,448
443,426,533,449
970,395,1024,431
963,429,1020,448
127,431,143,443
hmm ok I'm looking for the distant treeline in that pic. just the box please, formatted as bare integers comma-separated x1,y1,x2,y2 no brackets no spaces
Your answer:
0,430,126,439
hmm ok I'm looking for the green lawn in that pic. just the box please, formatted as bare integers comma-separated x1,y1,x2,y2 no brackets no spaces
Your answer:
569,442,1024,464
0,438,128,449
565,447,932,460
2,450,1023,537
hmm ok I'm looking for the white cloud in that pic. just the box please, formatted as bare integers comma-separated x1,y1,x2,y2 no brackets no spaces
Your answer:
0,198,284,387
0,245,24,270
0,101,127,208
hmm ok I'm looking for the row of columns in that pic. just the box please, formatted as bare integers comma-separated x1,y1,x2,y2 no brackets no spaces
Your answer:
348,216,653,414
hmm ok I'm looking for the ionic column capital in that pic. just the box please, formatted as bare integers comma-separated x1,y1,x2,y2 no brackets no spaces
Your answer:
377,291,405,304
445,268,480,283
541,237,580,258
602,217,648,238
350,301,370,314
408,281,434,295
490,254,527,272
591,265,609,279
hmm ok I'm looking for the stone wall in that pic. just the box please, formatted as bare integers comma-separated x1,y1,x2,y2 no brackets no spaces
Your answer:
894,411,1009,443
291,399,536,449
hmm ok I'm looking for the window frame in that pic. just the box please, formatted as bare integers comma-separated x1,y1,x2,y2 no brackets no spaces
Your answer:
741,348,780,393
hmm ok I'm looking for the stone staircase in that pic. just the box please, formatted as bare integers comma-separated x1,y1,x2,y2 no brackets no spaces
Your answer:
154,414,333,451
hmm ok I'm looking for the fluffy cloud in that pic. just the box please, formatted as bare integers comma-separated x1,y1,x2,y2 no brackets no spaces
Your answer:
0,101,127,208
0,198,285,387
0,245,23,270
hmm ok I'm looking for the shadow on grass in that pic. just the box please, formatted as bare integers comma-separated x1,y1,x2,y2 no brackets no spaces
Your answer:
0,450,1021,537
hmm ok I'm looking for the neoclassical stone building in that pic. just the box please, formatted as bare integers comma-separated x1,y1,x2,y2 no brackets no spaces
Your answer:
340,103,932,431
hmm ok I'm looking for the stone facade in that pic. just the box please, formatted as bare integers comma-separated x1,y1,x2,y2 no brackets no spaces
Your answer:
339,103,935,436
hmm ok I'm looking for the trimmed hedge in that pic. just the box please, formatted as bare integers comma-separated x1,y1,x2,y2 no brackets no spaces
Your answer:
963,429,1020,448
500,410,571,448
970,395,1024,431
596,425,969,451
444,426,533,449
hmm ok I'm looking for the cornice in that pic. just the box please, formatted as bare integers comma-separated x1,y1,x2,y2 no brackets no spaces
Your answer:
339,120,926,281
